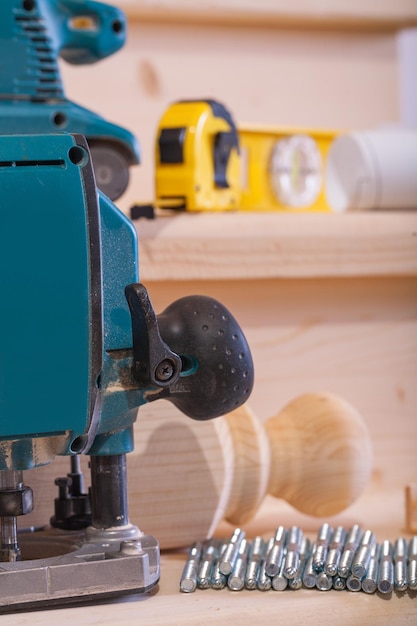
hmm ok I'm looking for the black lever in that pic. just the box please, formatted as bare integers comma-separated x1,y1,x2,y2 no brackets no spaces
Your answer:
125,283,182,388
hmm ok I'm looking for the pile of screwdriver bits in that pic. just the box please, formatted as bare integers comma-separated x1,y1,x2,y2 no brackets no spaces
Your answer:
179,524,417,595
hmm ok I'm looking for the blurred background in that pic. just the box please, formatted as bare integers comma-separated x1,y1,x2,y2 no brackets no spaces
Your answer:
58,0,417,503
60,0,417,213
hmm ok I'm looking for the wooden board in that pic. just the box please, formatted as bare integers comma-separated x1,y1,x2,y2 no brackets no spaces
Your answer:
116,0,417,31
10,488,417,625
136,212,417,280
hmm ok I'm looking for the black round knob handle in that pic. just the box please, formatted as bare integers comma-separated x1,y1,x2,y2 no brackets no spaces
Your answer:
157,295,254,420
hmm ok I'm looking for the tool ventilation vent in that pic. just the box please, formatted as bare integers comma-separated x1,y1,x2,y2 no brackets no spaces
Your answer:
13,5,64,101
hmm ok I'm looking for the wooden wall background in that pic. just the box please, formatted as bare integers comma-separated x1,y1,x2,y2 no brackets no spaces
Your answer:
60,0,416,213
27,0,415,542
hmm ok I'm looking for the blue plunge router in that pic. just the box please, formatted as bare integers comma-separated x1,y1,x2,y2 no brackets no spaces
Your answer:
0,133,254,609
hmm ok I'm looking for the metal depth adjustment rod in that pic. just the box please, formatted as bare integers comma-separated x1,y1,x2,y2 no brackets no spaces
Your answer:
0,133,253,611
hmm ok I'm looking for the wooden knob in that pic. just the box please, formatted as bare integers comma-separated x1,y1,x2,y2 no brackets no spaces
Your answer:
225,392,373,525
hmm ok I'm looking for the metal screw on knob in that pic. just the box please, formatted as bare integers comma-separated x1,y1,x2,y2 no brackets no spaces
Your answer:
155,359,175,382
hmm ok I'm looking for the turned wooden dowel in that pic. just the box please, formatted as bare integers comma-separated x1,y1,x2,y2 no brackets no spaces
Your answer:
224,392,373,525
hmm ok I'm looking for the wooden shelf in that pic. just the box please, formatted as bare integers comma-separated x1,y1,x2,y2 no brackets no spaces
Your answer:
136,211,417,281
117,0,417,31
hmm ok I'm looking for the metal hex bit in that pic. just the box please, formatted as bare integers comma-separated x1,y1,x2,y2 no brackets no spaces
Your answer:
346,575,362,592
257,562,272,591
211,543,228,590
338,524,363,578
351,529,375,579
284,526,303,579
180,541,203,593
407,535,417,591
361,542,380,594
377,540,394,594
313,523,332,573
394,537,408,592
245,536,265,590
228,539,249,591
325,525,346,576
265,525,287,577
272,549,288,591
197,539,220,589
257,537,274,591
333,575,347,591
302,543,317,589
219,528,245,576
288,536,310,590
316,571,333,591
288,575,303,591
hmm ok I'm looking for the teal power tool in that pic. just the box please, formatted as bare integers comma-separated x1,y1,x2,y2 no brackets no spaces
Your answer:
0,133,254,611
0,0,139,201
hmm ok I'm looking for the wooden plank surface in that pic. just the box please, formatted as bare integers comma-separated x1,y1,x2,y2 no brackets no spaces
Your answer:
9,488,417,625
116,0,417,31
136,212,417,280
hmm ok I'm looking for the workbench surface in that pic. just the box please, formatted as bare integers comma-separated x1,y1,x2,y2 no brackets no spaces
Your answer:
5,488,416,626
5,212,417,625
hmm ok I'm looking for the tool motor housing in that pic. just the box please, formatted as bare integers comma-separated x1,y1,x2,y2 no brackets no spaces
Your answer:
0,131,253,608
0,132,139,467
